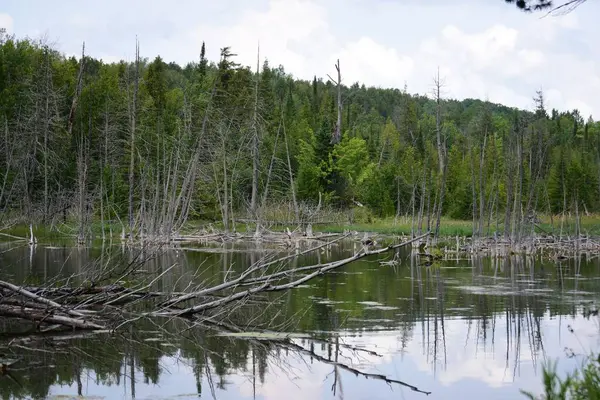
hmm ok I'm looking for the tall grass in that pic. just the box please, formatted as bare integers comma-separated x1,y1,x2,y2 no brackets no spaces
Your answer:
523,311,600,400
521,355,600,399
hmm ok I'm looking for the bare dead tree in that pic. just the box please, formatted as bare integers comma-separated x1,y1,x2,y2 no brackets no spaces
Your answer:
432,69,447,240
328,59,342,145
282,109,300,225
250,44,261,219
168,47,226,236
504,113,518,240
478,104,490,237
128,38,140,240
257,120,282,235
41,48,52,223
67,43,85,138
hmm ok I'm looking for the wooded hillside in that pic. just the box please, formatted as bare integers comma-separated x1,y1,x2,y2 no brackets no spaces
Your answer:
1,33,598,239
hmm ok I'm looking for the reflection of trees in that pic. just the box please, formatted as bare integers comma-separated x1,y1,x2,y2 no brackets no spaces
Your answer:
413,252,595,380
0,317,274,399
0,242,599,397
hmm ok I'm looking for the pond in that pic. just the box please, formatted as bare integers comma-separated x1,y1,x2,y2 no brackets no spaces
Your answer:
1,239,600,400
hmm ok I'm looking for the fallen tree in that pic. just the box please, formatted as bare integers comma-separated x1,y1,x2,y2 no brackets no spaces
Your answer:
0,232,429,333
0,231,432,396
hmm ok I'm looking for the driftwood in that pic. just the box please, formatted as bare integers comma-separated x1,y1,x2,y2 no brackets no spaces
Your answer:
0,232,429,333
0,305,104,330
0,232,27,241
461,234,600,256
160,233,352,308
0,280,86,318
159,232,429,316
170,230,345,246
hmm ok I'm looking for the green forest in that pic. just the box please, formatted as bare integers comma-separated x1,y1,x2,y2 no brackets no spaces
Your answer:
1,31,599,240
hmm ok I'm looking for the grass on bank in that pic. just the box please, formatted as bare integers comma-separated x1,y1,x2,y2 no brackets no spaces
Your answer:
315,213,600,238
2,212,600,243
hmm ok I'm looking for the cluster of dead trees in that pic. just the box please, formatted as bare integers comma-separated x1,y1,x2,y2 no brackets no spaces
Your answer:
0,36,312,244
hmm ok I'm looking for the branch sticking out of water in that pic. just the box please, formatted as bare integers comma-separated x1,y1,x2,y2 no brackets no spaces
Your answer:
202,317,432,396
159,232,430,317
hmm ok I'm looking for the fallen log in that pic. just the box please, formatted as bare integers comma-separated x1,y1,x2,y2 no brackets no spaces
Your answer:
161,232,430,316
160,233,352,308
0,232,429,334
0,305,104,330
0,280,86,318
0,232,28,241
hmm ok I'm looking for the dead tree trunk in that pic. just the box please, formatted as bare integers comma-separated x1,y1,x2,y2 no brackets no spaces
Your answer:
250,46,261,218
70,43,87,244
67,43,85,138
504,116,517,240
282,111,300,225
329,59,342,145
258,120,281,236
128,39,140,240
478,120,488,237
512,122,524,242
433,69,447,239
41,49,52,223
76,128,87,244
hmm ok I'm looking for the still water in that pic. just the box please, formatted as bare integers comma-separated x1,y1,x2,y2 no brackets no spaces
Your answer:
1,240,600,400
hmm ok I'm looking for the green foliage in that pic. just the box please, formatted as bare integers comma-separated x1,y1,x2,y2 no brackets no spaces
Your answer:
571,355,600,399
348,206,373,224
522,355,600,400
333,134,370,184
1,34,600,230
296,130,326,201
356,162,396,217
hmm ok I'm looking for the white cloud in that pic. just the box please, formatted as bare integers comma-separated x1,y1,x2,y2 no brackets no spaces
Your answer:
331,37,414,88
406,20,598,118
0,13,13,33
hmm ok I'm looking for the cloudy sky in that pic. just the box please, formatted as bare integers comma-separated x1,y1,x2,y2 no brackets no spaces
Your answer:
1,0,599,118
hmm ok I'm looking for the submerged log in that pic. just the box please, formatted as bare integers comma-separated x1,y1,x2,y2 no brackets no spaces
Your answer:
0,305,104,330
0,280,86,318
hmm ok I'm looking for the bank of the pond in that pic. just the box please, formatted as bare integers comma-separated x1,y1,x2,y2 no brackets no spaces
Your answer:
3,214,600,246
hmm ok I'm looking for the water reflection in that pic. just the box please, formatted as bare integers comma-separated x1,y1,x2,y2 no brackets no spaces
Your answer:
0,242,599,399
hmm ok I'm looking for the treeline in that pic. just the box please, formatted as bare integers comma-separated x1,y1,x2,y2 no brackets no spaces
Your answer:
1,32,598,239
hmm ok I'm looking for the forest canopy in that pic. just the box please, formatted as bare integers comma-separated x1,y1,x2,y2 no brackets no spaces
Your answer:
0,33,598,239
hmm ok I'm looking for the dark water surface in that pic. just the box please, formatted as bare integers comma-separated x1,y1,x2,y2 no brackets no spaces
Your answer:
1,240,600,400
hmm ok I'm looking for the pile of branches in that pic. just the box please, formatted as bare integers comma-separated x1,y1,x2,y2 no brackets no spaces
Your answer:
0,232,429,334
463,234,600,257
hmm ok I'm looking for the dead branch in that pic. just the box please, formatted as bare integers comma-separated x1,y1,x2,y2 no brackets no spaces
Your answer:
0,232,27,241
202,318,431,396
0,280,86,318
161,232,429,316
280,340,431,395
161,233,351,308
0,305,104,330
0,233,428,337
